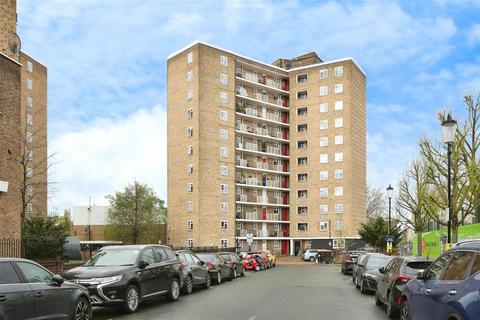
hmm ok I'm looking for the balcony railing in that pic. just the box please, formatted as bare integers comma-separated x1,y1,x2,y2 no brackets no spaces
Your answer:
266,213,280,221
238,194,247,202
245,212,258,220
266,146,280,155
239,159,248,167
274,197,283,204
257,196,268,204
236,103,287,125
237,124,287,141
239,229,247,237
245,177,258,186
256,230,268,237
265,180,280,188
245,107,258,117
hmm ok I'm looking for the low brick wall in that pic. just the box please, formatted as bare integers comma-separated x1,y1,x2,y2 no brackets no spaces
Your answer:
36,259,64,275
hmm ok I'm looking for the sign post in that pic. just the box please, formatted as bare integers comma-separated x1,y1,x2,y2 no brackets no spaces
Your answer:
386,235,394,254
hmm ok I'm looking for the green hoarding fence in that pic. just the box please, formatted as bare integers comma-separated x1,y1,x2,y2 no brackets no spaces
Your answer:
412,223,480,258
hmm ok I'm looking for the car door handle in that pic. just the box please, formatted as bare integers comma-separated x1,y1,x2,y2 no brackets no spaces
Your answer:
448,289,457,296
35,292,43,298
425,289,432,295
0,295,6,302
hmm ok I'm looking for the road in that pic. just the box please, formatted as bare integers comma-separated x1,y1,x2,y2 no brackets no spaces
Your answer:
93,264,387,320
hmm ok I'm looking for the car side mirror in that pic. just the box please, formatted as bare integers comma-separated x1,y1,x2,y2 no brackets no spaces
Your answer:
52,274,64,286
139,260,149,269
379,267,385,274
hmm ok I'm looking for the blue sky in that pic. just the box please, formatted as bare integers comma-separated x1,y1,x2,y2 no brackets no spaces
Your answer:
17,0,480,212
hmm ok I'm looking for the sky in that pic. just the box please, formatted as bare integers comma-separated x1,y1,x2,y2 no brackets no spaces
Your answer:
16,0,480,213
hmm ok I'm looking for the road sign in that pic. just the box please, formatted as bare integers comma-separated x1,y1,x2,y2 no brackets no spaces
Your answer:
386,235,394,243
246,233,253,244
386,242,393,253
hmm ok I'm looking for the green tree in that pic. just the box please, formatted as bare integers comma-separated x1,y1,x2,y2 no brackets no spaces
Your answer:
106,181,166,244
22,216,70,259
358,217,403,253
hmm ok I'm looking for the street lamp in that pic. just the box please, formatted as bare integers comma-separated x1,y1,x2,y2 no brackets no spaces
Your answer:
386,184,393,255
441,113,457,244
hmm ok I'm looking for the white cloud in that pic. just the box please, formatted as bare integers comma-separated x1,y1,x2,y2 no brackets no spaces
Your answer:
49,106,167,211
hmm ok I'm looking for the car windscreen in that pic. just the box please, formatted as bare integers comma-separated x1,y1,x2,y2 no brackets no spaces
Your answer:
84,249,140,266
366,256,391,269
197,254,215,263
357,254,367,264
405,261,432,276
221,254,232,261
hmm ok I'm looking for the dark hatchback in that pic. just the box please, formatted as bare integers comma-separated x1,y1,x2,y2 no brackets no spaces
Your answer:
196,253,231,285
64,245,183,313
176,250,211,294
375,256,431,318
341,251,364,274
220,252,245,279
0,258,91,320
355,254,394,294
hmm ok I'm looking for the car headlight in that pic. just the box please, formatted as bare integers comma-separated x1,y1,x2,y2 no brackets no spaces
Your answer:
364,273,377,280
92,275,123,284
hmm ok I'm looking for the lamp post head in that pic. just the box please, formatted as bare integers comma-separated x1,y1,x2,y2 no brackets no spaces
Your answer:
441,113,457,144
386,184,393,199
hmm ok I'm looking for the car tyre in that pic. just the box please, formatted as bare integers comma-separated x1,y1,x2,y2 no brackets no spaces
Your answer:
387,292,400,319
240,267,246,277
123,285,140,313
203,273,211,289
360,278,368,294
309,256,315,262
227,269,233,281
167,278,180,302
374,290,382,306
255,265,260,271
400,300,411,320
233,268,237,279
214,272,222,285
73,296,91,320
182,275,193,295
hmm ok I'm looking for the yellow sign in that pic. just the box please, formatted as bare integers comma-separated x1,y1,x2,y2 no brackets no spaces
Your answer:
444,243,453,252
386,242,393,253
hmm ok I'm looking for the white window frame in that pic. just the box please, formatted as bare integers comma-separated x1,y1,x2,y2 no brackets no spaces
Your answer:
26,132,33,143
187,145,193,156
220,165,228,176
187,109,193,119
220,129,228,140
26,203,33,213
187,183,193,192
334,83,344,94
335,187,344,197
26,168,33,178
335,152,344,162
320,120,328,130
319,103,328,113
187,164,193,175
187,51,193,64
319,205,328,215
334,100,343,111
221,220,228,230
220,184,228,194
26,114,33,126
297,74,308,83
27,150,33,161
187,220,193,230
297,107,308,116
187,239,193,247
187,89,193,100
335,220,344,231
220,110,228,121
335,169,344,179
334,118,344,128
335,135,344,145
220,74,228,85
220,92,228,103
297,223,308,231
319,86,328,96
298,190,308,199
319,69,328,79
320,136,328,147
320,187,328,198
186,201,193,212
320,221,329,231
26,61,33,73
220,202,229,212
320,171,328,181
320,154,328,164
220,147,228,157
187,70,193,82
334,66,344,77
26,186,33,196
220,55,228,66
298,206,308,214
221,239,228,248
26,79,32,90
26,96,33,108
335,204,344,214
187,127,193,137
297,91,308,100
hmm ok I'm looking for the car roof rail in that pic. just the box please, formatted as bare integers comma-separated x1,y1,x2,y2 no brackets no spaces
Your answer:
454,239,480,246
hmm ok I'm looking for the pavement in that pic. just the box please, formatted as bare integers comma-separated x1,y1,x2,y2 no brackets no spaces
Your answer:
93,264,388,320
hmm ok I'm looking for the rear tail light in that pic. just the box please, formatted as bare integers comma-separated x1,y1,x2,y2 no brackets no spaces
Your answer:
206,262,214,270
179,261,186,269
346,256,353,262
396,275,412,283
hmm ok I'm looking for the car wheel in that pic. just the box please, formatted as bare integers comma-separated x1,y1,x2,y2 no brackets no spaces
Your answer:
360,278,368,294
255,265,260,271
73,296,91,320
167,278,180,302
203,273,211,289
227,269,233,281
400,300,411,320
215,272,222,285
309,256,315,262
123,285,140,313
241,267,246,277
233,268,237,279
387,292,400,319
374,290,382,306
182,275,193,295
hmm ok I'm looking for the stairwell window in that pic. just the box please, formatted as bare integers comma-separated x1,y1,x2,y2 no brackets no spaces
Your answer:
220,74,228,85
187,51,193,64
334,66,344,77
319,86,328,96
187,183,193,192
220,147,228,157
221,221,228,230
297,223,308,231
26,79,32,90
319,69,328,79
335,100,343,111
187,220,193,230
334,84,344,94
187,70,193,82
297,91,307,100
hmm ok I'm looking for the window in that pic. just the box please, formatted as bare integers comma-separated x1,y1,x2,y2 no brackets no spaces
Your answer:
331,170,342,181
297,74,308,83
334,84,344,94
187,220,193,230
187,239,193,247
335,204,344,213
298,157,308,165
298,190,308,199
335,100,343,111
428,252,452,280
186,202,193,212
319,103,328,113
319,86,328,96
334,118,343,128
220,74,228,85
26,168,32,178
26,114,33,126
298,206,308,214
26,186,33,196
187,164,193,175
187,51,193,63
220,184,228,193
187,70,193,82
443,251,475,281
220,129,228,140
320,154,328,164
297,140,308,149
220,110,228,121
26,203,33,213
320,136,328,147
26,132,33,143
335,220,344,231
297,124,307,132
297,223,308,231
27,150,33,161
187,109,193,119
319,69,328,79
0,262,21,284
335,187,344,196
26,61,33,73
335,152,344,162
335,135,343,145
320,221,329,231
320,187,328,198
187,89,193,100
298,173,308,182
334,66,343,77
220,202,229,212
187,145,193,156
220,147,228,157
320,171,328,181
220,92,228,103
16,262,52,283
297,91,307,99
468,254,480,277
220,165,228,176
221,239,228,248
297,107,308,116
187,183,193,192
221,221,228,230
220,55,228,66
319,205,328,214
320,120,328,130
26,96,33,108
26,79,32,90
187,127,193,137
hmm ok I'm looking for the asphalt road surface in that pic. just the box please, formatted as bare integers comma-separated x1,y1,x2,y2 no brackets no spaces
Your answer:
93,264,387,320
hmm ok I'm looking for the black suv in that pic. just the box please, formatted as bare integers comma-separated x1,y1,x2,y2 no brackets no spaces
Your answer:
64,244,183,313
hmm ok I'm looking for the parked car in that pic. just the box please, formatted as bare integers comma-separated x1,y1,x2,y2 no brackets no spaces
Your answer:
220,252,245,278
250,253,268,269
341,250,364,274
303,249,320,262
176,250,211,294
400,241,480,320
196,253,231,284
352,252,368,284
64,244,183,313
355,253,393,294
0,258,91,320
375,256,432,318
243,254,259,271
263,250,276,267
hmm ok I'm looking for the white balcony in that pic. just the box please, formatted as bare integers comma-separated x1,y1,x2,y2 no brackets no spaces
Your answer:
235,94,289,111
235,111,289,128
245,212,258,220
235,162,289,176
236,146,289,159
267,146,280,155
238,123,247,132
239,229,247,237
235,75,289,95
256,127,268,136
244,142,258,152
239,194,247,202
236,127,289,143
256,162,268,170
267,213,280,221
274,197,283,205
266,180,280,188
245,177,258,186
245,107,258,117
257,196,268,204
257,230,269,237
239,159,248,167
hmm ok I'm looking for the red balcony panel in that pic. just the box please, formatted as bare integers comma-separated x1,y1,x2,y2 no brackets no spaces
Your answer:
281,81,289,91
282,160,289,172
262,208,267,220
282,240,288,255
281,112,288,124
282,208,288,221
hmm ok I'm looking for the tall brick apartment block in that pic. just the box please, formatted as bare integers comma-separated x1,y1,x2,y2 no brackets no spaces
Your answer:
0,0,48,242
167,42,365,255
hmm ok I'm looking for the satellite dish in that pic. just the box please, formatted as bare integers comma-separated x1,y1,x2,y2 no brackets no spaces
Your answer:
7,33,21,58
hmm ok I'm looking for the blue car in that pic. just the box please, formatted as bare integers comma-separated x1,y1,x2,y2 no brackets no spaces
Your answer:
399,240,480,320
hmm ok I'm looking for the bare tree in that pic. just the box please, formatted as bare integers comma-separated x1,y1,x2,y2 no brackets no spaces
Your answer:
366,186,386,220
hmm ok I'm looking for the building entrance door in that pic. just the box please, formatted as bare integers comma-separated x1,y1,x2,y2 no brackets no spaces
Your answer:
294,241,301,256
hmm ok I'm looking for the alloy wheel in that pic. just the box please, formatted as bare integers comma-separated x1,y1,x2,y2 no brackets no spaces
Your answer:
170,278,180,301
74,297,91,320
400,301,410,320
127,287,139,312
217,272,222,284
184,276,193,294
233,268,237,279
204,274,211,289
